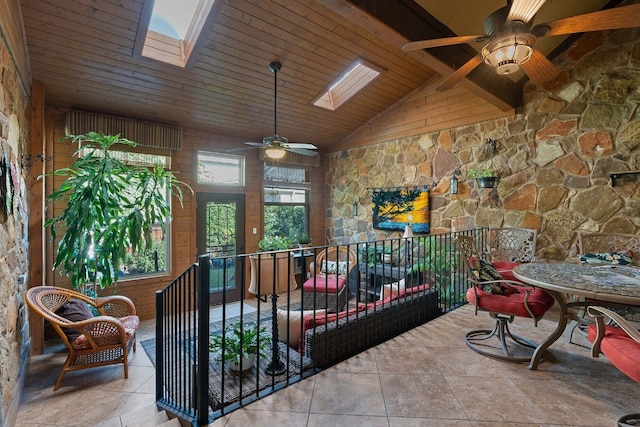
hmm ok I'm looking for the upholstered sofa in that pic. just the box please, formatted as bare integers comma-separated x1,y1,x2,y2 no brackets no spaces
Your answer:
301,285,441,368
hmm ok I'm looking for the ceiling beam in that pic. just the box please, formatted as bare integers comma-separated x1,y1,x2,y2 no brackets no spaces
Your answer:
319,0,519,111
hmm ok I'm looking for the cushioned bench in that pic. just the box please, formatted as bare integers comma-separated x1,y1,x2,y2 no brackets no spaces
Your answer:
302,285,441,368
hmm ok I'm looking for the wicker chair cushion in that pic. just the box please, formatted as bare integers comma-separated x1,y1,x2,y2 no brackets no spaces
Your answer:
320,260,349,275
72,315,140,350
55,299,94,341
587,324,640,382
466,285,554,318
302,275,346,293
579,251,633,266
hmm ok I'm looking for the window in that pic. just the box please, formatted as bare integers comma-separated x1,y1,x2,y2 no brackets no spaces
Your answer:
264,166,310,242
81,148,172,280
197,151,245,185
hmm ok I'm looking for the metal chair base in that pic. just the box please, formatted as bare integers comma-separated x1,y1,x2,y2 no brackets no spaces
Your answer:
617,413,640,426
465,315,540,363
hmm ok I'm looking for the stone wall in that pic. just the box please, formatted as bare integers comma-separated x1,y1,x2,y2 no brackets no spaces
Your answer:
326,26,640,261
0,32,31,427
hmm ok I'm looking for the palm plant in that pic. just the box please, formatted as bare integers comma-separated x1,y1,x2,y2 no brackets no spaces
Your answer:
43,132,190,294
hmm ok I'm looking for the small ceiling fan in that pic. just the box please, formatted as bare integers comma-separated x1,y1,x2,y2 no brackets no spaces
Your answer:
245,61,318,159
402,0,640,91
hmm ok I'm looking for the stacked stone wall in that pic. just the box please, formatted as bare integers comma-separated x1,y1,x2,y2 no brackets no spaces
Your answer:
0,35,31,426
327,27,640,261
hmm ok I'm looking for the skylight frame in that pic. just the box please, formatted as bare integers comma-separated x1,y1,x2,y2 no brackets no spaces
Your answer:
313,59,384,111
134,0,220,68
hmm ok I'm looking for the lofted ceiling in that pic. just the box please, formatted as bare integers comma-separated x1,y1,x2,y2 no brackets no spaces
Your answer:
19,0,625,154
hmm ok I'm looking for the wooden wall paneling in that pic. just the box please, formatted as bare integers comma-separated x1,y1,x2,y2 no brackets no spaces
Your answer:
0,0,32,93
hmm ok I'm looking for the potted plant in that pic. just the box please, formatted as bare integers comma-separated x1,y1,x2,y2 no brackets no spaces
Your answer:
467,168,499,189
258,235,292,251
42,132,190,295
209,322,271,371
249,235,296,296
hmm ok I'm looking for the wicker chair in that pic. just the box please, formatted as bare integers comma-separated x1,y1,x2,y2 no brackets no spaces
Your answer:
26,286,139,390
302,246,357,312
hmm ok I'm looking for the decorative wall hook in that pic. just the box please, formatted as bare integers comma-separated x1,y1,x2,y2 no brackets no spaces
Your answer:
353,196,360,216
21,154,53,169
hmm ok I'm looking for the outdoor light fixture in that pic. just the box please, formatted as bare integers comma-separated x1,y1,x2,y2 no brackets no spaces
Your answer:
450,169,461,195
264,147,286,159
482,34,535,75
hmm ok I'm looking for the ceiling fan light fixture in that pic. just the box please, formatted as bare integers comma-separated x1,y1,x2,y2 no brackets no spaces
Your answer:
265,147,286,159
482,34,535,75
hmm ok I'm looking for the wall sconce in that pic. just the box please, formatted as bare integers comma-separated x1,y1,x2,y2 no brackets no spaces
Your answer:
450,169,461,195
353,196,360,216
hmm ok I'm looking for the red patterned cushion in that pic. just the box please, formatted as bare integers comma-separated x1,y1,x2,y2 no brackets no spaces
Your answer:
71,315,139,349
466,285,554,318
302,275,346,293
588,324,640,382
492,260,521,282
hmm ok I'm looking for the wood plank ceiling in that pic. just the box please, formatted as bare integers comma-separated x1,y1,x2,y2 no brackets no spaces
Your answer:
19,0,620,153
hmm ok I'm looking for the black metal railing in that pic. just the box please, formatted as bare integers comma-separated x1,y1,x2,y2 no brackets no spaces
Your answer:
154,228,489,425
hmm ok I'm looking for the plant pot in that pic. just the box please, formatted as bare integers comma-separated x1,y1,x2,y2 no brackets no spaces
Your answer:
228,353,256,371
475,176,499,188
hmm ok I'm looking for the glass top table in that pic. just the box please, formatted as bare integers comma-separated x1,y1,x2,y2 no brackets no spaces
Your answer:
513,262,640,369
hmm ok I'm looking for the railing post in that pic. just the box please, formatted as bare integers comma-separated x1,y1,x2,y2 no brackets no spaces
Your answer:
155,290,164,403
197,255,210,426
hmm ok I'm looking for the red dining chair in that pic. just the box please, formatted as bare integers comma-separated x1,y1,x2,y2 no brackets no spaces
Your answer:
457,235,555,362
587,306,640,426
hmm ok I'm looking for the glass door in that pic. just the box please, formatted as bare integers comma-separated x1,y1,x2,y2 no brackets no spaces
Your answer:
196,193,245,305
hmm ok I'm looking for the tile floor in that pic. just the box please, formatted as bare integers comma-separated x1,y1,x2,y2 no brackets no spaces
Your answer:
16,300,640,427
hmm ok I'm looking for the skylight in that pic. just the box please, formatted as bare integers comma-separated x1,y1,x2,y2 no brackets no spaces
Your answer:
149,0,201,39
313,60,383,111
137,0,219,67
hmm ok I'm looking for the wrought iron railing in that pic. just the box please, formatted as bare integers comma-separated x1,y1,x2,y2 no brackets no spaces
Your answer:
154,228,489,425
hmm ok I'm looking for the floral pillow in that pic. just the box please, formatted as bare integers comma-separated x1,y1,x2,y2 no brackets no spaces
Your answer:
579,251,633,265
320,260,349,275
473,259,511,295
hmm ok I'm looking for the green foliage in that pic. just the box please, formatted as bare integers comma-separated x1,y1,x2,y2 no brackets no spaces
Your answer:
466,168,497,179
264,205,306,241
42,132,191,292
258,235,292,251
209,322,271,365
296,234,312,245
125,240,166,274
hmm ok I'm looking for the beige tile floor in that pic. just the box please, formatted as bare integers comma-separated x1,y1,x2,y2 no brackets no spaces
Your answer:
16,301,640,427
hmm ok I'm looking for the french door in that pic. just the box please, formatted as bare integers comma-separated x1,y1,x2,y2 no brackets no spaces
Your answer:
196,193,245,305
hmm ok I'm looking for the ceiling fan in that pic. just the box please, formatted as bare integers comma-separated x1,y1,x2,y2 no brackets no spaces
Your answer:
245,61,318,159
402,0,640,91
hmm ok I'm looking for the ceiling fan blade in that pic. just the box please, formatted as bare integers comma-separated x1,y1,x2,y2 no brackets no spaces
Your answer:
436,53,484,92
537,3,640,38
285,142,317,149
402,35,486,51
245,142,264,147
285,147,318,157
506,0,547,24
521,50,561,84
